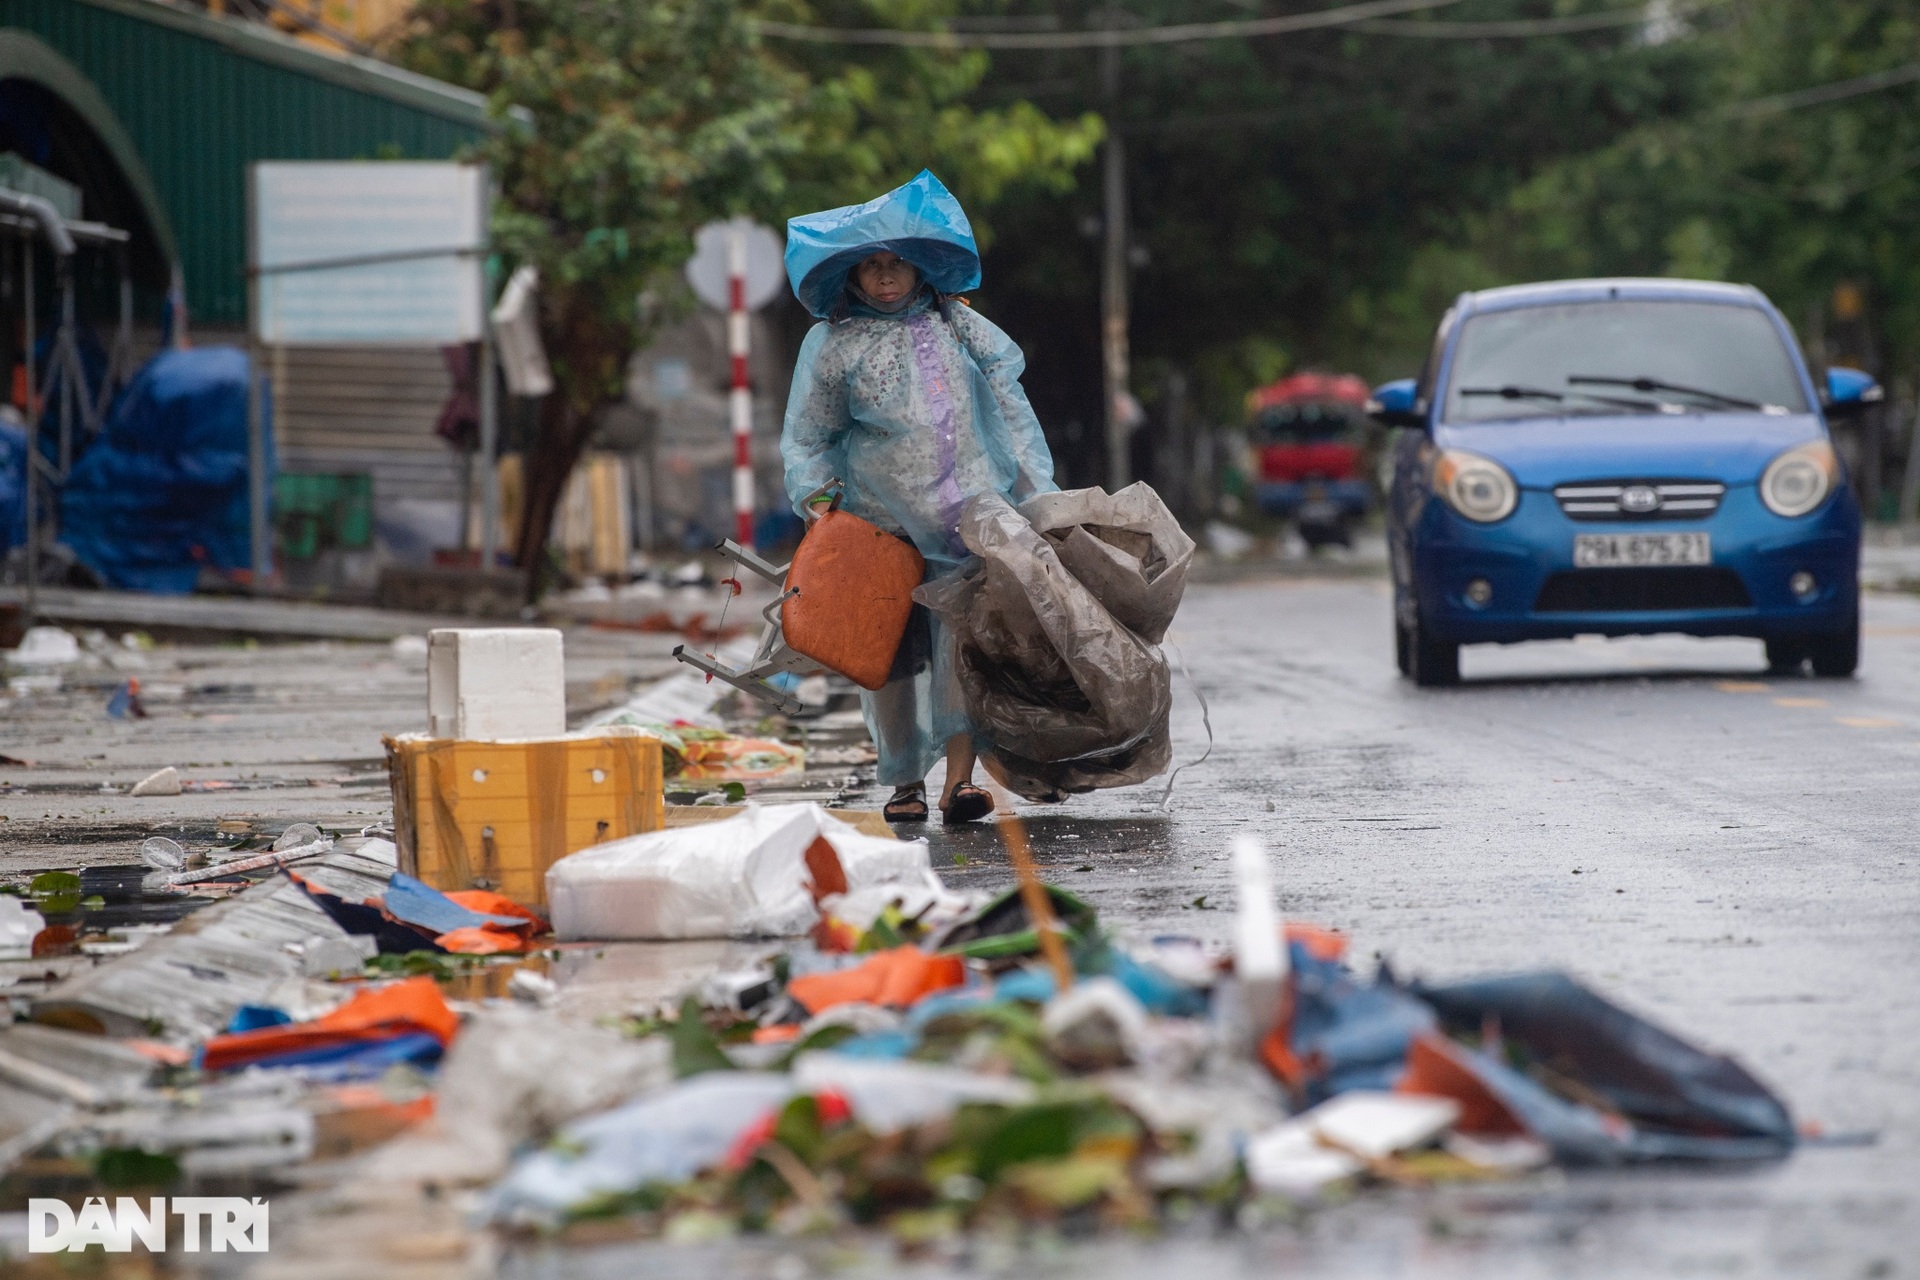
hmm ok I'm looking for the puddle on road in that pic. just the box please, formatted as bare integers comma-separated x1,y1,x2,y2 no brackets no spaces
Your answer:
924,814,1178,883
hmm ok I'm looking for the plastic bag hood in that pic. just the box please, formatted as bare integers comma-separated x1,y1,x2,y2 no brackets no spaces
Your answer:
785,169,982,318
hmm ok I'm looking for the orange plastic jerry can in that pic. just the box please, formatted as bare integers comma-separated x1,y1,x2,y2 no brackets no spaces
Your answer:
781,508,926,690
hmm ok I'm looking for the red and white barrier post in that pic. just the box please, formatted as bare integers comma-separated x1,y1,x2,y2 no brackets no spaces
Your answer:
727,223,754,550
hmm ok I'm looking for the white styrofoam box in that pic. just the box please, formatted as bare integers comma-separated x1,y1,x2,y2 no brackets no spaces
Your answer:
427,628,566,740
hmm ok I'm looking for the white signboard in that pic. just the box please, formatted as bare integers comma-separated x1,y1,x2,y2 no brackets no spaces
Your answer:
252,161,486,344
685,217,784,312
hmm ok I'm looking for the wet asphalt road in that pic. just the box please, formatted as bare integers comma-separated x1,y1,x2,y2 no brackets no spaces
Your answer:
852,575,1920,1278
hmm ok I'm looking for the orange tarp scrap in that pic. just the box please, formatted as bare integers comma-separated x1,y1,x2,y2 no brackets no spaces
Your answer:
785,946,966,1015
201,976,459,1071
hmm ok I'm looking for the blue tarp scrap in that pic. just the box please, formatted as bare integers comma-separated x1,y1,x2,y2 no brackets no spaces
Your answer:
59,345,267,594
0,413,24,552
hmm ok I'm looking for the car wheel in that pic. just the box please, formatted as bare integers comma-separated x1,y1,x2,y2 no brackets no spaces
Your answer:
1408,612,1459,687
1394,616,1411,676
1763,636,1805,675
1808,619,1859,678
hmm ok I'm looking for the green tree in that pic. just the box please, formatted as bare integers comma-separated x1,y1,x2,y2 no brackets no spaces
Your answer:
1459,1,1920,378
396,0,1097,591
932,0,1723,472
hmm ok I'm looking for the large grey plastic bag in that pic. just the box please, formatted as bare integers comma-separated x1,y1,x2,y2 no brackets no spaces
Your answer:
917,483,1193,801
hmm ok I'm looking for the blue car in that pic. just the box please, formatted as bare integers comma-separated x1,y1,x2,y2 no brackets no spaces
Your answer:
1374,278,1876,686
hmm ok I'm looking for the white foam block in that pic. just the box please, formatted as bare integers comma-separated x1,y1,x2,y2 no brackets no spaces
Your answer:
427,628,566,739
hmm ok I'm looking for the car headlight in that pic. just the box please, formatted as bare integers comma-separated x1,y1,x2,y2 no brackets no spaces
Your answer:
1432,449,1518,522
1760,440,1838,517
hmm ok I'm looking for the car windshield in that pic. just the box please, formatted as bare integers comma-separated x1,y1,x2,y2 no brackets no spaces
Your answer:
1443,299,1809,422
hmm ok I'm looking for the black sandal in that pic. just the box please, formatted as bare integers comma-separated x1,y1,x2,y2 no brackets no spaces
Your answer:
941,782,995,825
884,786,929,824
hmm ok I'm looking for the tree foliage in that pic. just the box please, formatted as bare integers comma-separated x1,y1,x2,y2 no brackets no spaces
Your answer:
1452,2,1920,378
939,0,1721,476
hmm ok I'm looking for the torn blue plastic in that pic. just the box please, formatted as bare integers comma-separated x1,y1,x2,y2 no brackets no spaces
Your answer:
784,170,981,319
225,1005,293,1034
382,872,526,937
1285,944,1436,1106
236,1031,445,1078
290,869,441,955
819,1030,914,1060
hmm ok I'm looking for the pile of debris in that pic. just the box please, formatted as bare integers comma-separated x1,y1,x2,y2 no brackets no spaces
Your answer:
0,798,1798,1259
474,818,1795,1244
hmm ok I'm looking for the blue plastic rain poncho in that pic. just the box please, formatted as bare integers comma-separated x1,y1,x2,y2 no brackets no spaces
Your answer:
781,170,1058,786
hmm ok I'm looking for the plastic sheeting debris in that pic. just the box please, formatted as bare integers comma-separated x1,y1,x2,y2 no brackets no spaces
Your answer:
917,484,1193,800
201,976,458,1072
489,1072,798,1226
547,803,936,940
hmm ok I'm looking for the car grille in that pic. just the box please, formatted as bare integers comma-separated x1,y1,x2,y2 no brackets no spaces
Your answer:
1534,568,1751,613
1553,480,1725,521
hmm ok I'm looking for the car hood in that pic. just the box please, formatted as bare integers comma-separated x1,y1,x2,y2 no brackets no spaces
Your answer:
1436,413,1824,488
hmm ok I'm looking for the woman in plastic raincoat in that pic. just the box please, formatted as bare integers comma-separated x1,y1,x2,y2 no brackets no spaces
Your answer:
781,170,1057,823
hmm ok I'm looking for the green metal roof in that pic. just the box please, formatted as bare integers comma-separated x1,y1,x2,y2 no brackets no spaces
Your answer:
0,0,495,325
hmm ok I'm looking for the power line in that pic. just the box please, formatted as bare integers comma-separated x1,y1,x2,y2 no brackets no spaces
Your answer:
752,0,1469,50
1718,62,1920,120
1353,0,1723,38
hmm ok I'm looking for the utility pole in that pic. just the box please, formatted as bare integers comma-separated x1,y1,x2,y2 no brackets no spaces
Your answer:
1100,17,1131,493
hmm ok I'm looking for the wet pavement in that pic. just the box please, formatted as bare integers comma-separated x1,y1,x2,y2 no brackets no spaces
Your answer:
0,627,687,873
837,576,1920,1277
6,574,1920,1275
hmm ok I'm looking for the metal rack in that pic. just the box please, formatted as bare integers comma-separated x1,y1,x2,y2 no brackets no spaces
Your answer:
3,190,134,622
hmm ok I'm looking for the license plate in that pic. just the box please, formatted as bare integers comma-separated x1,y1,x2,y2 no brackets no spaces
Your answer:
1573,533,1711,568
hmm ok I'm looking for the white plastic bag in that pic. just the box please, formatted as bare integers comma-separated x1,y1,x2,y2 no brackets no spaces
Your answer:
488,1072,796,1226
546,802,937,940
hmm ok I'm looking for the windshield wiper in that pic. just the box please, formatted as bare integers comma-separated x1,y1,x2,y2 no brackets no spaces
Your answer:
1458,384,1660,412
1567,374,1763,411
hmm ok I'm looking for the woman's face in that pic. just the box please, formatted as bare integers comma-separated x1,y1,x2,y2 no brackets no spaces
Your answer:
854,252,918,304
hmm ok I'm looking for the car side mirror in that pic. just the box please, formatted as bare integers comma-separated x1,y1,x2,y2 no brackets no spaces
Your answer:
1823,366,1883,419
1366,378,1425,429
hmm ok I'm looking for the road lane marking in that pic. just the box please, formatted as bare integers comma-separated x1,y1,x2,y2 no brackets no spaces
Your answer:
1773,697,1828,708
1716,681,1771,693
1835,716,1902,728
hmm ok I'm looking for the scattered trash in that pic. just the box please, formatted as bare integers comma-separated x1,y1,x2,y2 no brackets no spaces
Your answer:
385,727,666,906
105,678,147,719
297,934,379,978
427,627,567,739
1039,975,1150,1070
7,625,80,667
476,830,1797,1246
138,836,186,870
916,485,1191,800
165,829,333,886
1233,835,1288,1044
547,802,936,941
201,975,458,1073
276,822,324,851
0,895,46,959
128,766,182,797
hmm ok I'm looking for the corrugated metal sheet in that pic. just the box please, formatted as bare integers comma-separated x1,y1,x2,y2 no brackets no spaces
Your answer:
277,344,463,503
0,0,490,325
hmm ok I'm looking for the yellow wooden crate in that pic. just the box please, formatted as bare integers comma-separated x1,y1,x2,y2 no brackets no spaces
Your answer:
384,728,665,908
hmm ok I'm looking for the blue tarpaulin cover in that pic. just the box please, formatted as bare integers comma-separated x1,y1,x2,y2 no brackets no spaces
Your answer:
0,414,24,552
59,346,265,593
784,169,982,319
